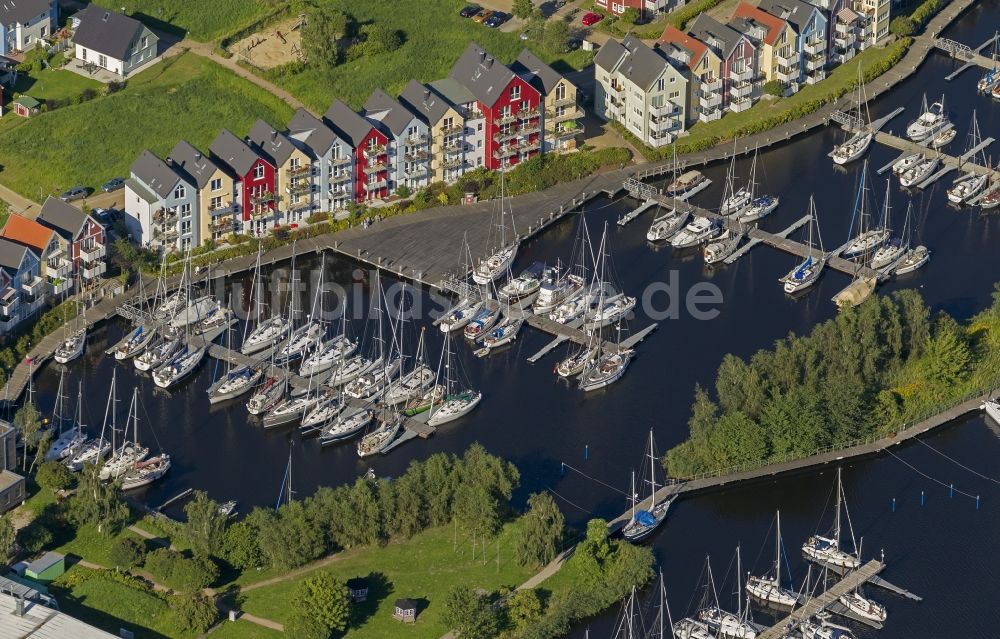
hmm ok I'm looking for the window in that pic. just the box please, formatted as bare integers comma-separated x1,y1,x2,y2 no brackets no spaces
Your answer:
477,140,483,148
210,178,222,191
141,36,148,49
180,203,191,216
181,220,191,234
657,79,665,92
477,157,483,167
555,83,566,101
290,157,300,170
80,48,87,61
510,85,521,100
254,164,265,179
173,185,186,199
210,196,223,209
477,123,483,132
98,54,107,68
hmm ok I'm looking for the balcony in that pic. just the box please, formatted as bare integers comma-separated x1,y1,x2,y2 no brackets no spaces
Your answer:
363,162,387,174
699,107,723,123
287,163,311,176
804,39,826,56
496,112,518,125
547,107,583,122
519,139,541,153
443,140,464,155
730,97,753,113
330,189,353,200
442,156,465,169
552,124,583,138
330,171,352,184
1,288,18,316
362,144,386,159
701,76,723,93
834,31,857,48
50,278,71,296
404,149,430,162
152,207,177,223
835,21,855,35
700,91,722,109
517,106,540,120
730,81,753,99
649,103,678,117
519,123,541,136
775,65,798,83
650,117,678,133
550,95,576,109
285,180,311,195
609,81,625,95
209,202,235,216
80,243,106,263
250,191,276,206
729,66,753,83
287,198,311,211
405,166,428,179
405,132,429,146
250,208,275,221
46,256,71,279
442,123,464,136
83,261,106,280
365,178,387,191
774,49,797,67
210,216,236,232
805,70,827,84
805,54,826,72
22,275,44,297
649,132,674,148
329,155,352,167
493,145,519,160
494,128,520,144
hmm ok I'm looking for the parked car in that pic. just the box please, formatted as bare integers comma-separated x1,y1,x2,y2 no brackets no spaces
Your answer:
101,177,125,192
581,11,604,26
472,9,494,23
59,186,87,202
567,37,583,50
460,4,482,18
485,11,510,27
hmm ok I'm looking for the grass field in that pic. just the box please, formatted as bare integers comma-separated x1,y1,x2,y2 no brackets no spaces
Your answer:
239,521,537,638
12,68,101,103
210,621,283,639
258,0,594,111
0,52,295,200
113,0,276,42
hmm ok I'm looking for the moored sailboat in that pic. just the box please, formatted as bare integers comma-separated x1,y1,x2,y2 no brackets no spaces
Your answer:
780,197,826,295
746,511,800,608
802,467,861,570
622,430,673,543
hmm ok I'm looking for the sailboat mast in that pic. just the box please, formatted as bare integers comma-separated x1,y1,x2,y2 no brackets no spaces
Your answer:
736,545,743,618
630,470,636,522
834,467,843,543
648,429,657,503
775,510,782,586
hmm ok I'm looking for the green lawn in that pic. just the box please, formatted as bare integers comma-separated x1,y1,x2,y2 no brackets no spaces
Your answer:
239,522,537,638
210,621,283,639
260,0,594,111
53,568,194,639
52,524,147,567
0,52,295,200
11,68,101,103
113,0,276,42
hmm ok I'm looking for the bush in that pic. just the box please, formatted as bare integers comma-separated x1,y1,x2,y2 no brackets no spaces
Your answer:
171,592,218,633
358,24,404,56
890,16,916,37
306,211,330,225
667,0,727,30
36,460,75,492
762,80,785,97
108,537,146,570
910,0,945,27
143,548,218,592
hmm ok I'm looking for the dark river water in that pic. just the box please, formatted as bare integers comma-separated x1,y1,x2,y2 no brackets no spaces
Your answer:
20,3,1000,637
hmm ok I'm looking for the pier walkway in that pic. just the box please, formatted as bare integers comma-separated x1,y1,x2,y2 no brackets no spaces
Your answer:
757,560,885,639
937,33,1000,80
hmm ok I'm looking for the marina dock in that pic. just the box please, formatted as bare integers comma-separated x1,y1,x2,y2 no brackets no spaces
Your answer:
872,130,995,187
936,33,1000,81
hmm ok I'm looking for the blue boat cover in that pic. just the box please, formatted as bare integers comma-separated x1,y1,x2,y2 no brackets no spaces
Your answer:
793,256,813,280
634,510,657,526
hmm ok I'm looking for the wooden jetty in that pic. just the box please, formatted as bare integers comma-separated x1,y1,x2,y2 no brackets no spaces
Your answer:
873,130,995,185
937,33,1000,81
617,199,658,226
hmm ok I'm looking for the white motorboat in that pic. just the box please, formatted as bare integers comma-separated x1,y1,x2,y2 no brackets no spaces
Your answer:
299,335,357,377
704,230,742,264
153,344,207,389
112,325,156,360
832,131,873,165
898,155,940,188
497,263,543,308
438,299,482,333
802,468,861,570
947,172,988,204
134,337,180,372
930,127,957,148
241,316,290,355
646,209,689,242
549,283,602,325
982,398,1000,424
207,365,262,403
894,245,930,274
583,294,635,331
667,170,711,199
671,217,721,249
357,415,404,457
837,592,887,623
622,431,672,543
319,407,372,446
462,306,501,341
905,95,948,142
533,270,584,315
121,455,171,491
246,375,287,415
168,296,220,330
579,349,633,391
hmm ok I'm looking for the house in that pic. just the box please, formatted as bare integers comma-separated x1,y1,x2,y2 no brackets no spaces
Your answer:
688,14,758,112
169,140,238,243
24,552,64,584
594,34,688,148
731,2,799,94
449,42,542,170
393,598,418,623
287,108,354,214
37,197,106,281
399,80,470,184
594,0,675,19
851,0,890,44
346,577,368,603
0,0,56,56
0,590,117,637
658,25,725,123
210,129,276,235
364,89,431,193
511,49,584,153
11,96,40,118
0,213,68,296
0,421,22,514
0,238,44,333
758,0,829,84
0,420,17,470
324,100,389,202
247,119,313,225
428,77,488,174
830,6,865,64
72,4,158,78
125,150,196,251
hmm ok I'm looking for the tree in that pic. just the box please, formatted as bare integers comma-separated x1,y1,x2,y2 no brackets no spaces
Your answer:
285,614,330,639
0,515,14,560
619,7,640,24
762,80,785,97
222,519,266,570
66,465,129,536
360,25,404,56
184,491,228,558
443,586,502,639
507,588,544,632
923,314,971,388
515,492,564,567
108,537,145,570
512,0,534,19
13,403,42,471
290,572,350,636
302,6,351,68
36,460,74,492
171,592,218,634
543,20,570,55
889,16,915,37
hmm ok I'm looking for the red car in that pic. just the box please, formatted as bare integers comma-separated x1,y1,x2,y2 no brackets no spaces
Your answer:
581,11,604,26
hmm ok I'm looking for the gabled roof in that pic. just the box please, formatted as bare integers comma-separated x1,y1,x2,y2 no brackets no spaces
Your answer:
287,108,339,157
246,119,298,167
209,129,265,177
836,6,861,23
758,0,823,33
0,213,55,253
130,149,183,200
688,13,747,59
594,38,628,73
0,237,34,275
323,100,374,147
0,0,50,27
732,0,789,45
363,89,419,137
616,34,673,91
511,49,566,95
398,80,452,126
428,77,476,108
658,25,713,70
449,42,523,107
72,4,146,61
38,197,91,241
25,551,63,574
395,598,418,610
169,140,220,190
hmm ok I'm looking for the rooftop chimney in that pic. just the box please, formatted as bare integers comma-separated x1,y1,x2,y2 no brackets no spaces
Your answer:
14,596,24,617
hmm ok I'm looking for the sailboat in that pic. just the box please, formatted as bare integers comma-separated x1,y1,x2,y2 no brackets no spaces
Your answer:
979,34,1000,92
66,371,117,472
719,146,752,217
746,511,800,608
134,334,180,372
246,369,288,415
703,227,743,265
384,328,436,406
427,329,482,426
893,205,930,275
207,317,262,403
946,112,989,204
737,147,780,222
697,552,759,639
45,377,88,462
462,302,502,341
842,163,889,257
299,280,357,378
272,250,323,366
610,585,646,639
99,388,150,481
871,202,911,270
54,284,86,364
837,589,887,624
580,225,634,392
241,244,292,355
831,64,873,165
472,171,518,285
780,197,826,294
111,324,157,360
622,430,673,542
153,340,207,389
357,412,405,457
802,467,861,570
318,401,372,446
151,256,187,323
905,94,949,142
798,613,856,639
121,453,171,491
497,262,544,309
648,145,691,242
345,275,403,401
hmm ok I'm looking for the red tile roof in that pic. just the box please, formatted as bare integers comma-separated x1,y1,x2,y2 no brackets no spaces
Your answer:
0,213,53,253
732,1,788,46
657,25,710,70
